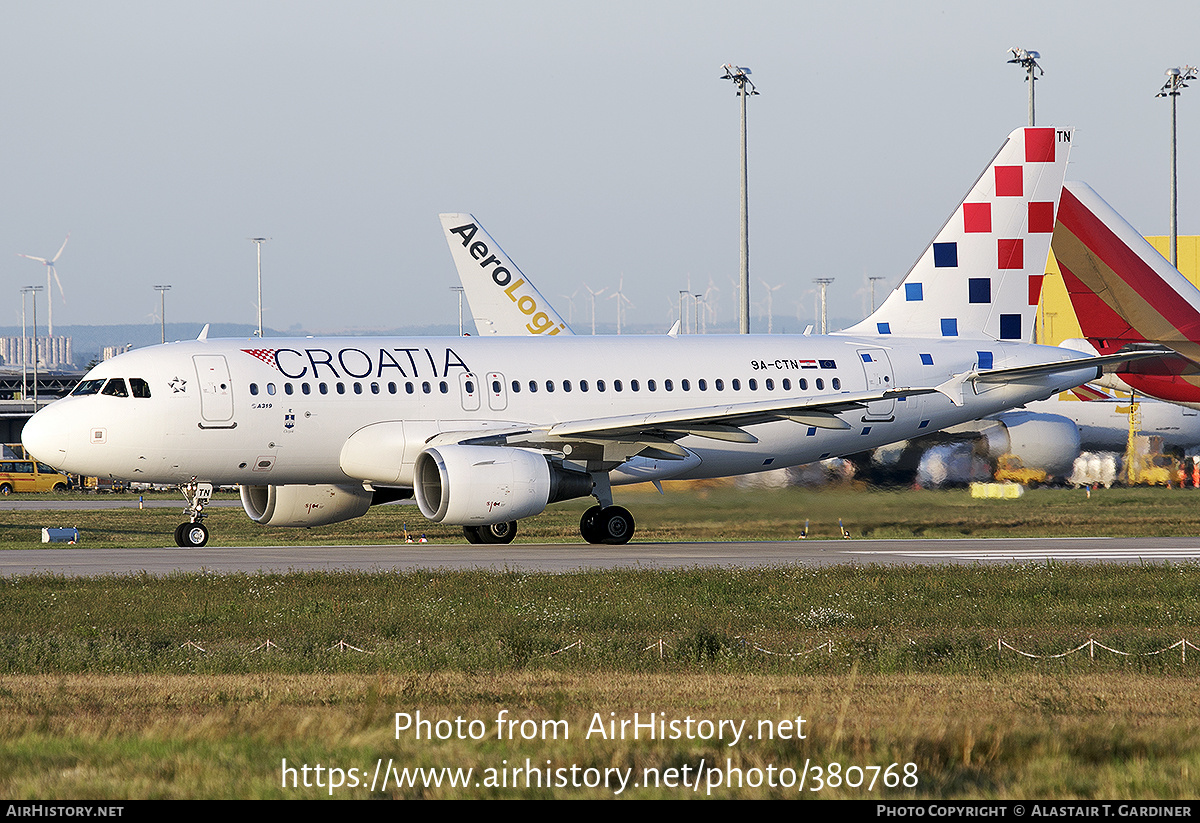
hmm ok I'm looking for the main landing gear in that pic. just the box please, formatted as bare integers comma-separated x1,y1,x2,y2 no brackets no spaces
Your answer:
174,480,213,548
463,521,518,544
579,505,634,545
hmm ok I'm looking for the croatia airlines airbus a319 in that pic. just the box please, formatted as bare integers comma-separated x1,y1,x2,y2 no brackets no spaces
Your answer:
22,127,1141,547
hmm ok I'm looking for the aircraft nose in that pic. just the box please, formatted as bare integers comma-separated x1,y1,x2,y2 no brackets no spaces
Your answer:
22,405,69,469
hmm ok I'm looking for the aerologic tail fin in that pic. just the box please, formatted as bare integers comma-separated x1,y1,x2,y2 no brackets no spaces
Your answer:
843,127,1072,341
1052,181,1200,361
439,213,573,336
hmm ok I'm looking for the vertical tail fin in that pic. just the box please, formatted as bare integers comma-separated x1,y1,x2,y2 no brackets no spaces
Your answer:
843,127,1072,341
1052,181,1200,361
439,214,574,336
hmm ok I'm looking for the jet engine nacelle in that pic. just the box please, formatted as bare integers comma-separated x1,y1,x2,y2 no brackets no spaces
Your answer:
979,411,1082,477
240,484,374,527
414,445,592,525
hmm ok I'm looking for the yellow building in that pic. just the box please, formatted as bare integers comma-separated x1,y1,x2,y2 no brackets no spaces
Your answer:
1038,236,1200,344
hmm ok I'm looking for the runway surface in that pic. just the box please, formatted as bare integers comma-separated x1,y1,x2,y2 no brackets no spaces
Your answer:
4,536,1200,576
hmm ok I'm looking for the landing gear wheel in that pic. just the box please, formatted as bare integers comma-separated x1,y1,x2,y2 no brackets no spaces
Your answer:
580,505,634,544
175,522,209,548
580,505,604,544
477,521,517,544
598,506,634,545
463,526,483,544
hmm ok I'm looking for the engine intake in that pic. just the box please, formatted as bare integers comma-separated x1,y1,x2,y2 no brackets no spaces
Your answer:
414,445,592,525
240,484,374,527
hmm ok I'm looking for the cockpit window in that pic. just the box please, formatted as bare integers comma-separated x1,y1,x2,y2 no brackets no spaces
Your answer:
130,378,151,398
71,379,106,396
101,378,129,397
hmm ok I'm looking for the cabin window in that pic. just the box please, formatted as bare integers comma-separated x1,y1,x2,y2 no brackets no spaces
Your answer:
732,379,741,391
353,383,363,395
832,377,842,390
630,379,640,392
511,380,520,393
422,382,432,394
799,378,808,390
319,382,329,395
782,378,791,390
748,379,758,391
388,382,397,394
647,380,657,392
614,380,623,392
267,383,277,396
336,383,345,395
249,383,259,396
579,380,589,392
597,380,606,393
664,379,674,391
545,380,554,393
562,380,572,392
698,379,707,391
765,378,774,390
371,382,380,395
715,379,724,391
816,378,825,390
439,381,449,394
301,383,311,395
284,383,294,395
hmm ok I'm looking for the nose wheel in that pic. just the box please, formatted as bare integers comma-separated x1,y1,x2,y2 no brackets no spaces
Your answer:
174,522,209,548
580,505,634,544
174,480,213,547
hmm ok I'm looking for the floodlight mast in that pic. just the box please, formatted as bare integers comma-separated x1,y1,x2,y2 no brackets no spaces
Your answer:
1007,48,1043,127
250,237,270,337
1157,66,1198,268
154,285,171,344
449,286,465,336
721,64,759,334
813,278,834,334
27,285,43,407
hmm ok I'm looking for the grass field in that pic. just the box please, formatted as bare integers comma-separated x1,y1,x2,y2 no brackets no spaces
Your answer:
6,483,1200,546
3,485,1200,798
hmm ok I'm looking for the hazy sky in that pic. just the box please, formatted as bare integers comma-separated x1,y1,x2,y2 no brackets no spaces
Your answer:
3,1,1198,335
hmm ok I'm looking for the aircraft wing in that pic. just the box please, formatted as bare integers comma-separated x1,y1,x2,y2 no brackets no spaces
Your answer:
442,386,944,465
971,349,1176,384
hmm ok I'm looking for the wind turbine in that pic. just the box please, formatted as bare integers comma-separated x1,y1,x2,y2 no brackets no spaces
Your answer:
760,279,783,334
584,284,607,335
609,277,634,335
18,234,69,338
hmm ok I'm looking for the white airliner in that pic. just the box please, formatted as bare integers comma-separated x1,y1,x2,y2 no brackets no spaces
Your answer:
21,127,1146,548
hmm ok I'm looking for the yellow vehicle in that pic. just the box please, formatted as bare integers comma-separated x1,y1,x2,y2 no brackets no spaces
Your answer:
0,458,72,494
994,454,1048,487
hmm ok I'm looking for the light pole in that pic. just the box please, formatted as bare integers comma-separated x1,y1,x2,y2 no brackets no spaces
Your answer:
721,64,758,334
19,287,33,400
869,276,886,312
450,286,465,336
250,237,269,337
154,285,171,344
1157,66,1197,268
1007,48,1043,127
27,285,43,407
813,278,834,334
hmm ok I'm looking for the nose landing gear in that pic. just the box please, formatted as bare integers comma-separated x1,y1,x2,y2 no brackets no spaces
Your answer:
174,480,213,547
